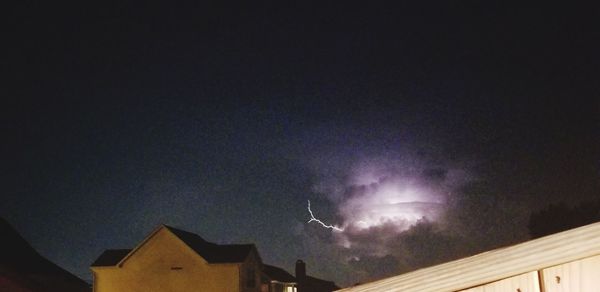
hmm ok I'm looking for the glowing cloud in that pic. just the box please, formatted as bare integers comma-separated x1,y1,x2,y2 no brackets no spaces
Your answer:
339,180,444,231
308,154,471,256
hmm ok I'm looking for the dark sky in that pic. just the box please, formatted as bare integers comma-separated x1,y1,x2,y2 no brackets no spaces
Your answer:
3,1,599,286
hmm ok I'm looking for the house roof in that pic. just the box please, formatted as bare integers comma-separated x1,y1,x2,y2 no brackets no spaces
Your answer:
263,264,296,283
91,225,257,267
262,264,339,291
1,217,90,291
165,225,256,263
91,249,131,267
305,275,340,291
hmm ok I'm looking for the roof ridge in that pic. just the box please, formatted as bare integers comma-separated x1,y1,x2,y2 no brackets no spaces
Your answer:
165,225,256,248
164,225,206,238
92,225,259,267
164,225,257,264
91,249,132,267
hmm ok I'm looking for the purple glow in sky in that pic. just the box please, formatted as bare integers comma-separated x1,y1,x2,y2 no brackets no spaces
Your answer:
310,154,471,255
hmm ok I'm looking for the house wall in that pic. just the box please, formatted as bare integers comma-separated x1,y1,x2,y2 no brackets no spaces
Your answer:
240,249,262,292
92,228,240,292
268,282,297,292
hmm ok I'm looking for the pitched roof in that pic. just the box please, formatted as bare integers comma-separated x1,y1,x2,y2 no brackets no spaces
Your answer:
1,217,90,291
165,226,256,263
304,275,340,291
262,264,339,291
91,249,131,267
263,264,296,283
91,225,257,267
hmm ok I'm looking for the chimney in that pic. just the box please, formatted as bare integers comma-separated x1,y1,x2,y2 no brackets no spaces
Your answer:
296,260,306,292
295,259,306,280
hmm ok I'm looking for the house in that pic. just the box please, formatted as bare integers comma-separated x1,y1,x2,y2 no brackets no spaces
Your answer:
338,221,600,292
294,260,339,292
91,224,340,292
261,264,297,292
261,260,339,292
91,225,262,292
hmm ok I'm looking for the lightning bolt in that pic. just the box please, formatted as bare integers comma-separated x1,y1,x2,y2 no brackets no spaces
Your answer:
307,200,344,232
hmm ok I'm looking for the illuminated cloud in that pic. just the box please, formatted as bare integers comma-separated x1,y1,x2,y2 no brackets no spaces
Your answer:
310,153,472,256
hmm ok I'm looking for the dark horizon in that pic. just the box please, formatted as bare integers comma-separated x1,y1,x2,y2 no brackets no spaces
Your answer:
3,1,599,287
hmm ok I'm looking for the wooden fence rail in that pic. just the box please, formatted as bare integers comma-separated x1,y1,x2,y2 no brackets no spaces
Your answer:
338,222,600,292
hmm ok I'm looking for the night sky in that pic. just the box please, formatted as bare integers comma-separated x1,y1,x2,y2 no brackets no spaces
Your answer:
3,1,599,287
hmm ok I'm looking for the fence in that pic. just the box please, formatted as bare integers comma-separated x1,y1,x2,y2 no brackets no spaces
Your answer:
338,221,600,292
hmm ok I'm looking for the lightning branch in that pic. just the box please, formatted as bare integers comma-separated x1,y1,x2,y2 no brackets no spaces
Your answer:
307,200,344,232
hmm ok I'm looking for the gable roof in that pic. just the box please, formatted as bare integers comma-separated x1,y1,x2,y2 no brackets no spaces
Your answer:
91,249,131,267
91,225,257,267
263,264,296,283
165,225,256,263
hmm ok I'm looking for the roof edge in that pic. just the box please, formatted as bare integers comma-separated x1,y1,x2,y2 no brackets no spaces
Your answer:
117,224,167,267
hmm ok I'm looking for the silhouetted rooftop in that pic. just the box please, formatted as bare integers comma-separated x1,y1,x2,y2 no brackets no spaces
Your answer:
305,275,340,291
91,225,256,267
1,217,90,291
263,264,296,283
262,263,339,291
90,249,131,267
165,225,256,263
